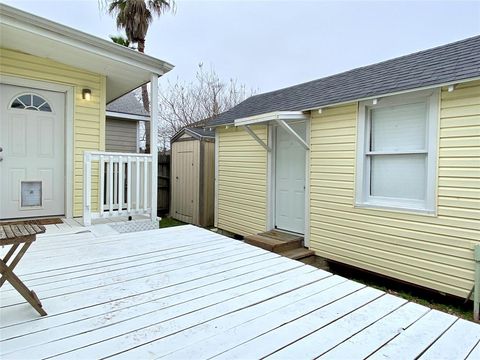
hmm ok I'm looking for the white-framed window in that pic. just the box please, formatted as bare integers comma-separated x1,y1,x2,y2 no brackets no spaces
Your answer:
355,89,439,213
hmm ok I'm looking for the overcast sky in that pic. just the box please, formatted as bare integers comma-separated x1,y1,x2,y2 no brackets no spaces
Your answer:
4,0,480,94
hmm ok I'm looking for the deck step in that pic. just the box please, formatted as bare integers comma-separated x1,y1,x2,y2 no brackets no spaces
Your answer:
258,230,303,243
244,234,302,253
278,247,315,260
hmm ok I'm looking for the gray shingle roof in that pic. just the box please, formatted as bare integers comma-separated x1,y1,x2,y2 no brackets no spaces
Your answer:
187,127,215,138
107,91,149,117
171,126,215,142
208,35,480,127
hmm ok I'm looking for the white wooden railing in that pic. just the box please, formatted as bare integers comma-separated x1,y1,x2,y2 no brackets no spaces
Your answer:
83,151,155,226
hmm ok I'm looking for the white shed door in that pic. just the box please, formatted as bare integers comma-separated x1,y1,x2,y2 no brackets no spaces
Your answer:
0,84,65,219
275,122,306,234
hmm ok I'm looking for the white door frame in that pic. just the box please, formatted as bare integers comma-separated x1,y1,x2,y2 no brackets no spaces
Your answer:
0,75,75,218
267,120,310,246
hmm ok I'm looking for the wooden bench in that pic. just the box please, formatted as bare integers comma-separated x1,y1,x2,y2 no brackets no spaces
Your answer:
0,224,47,316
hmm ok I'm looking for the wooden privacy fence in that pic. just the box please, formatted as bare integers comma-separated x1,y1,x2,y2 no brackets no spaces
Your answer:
157,153,170,215
83,151,154,225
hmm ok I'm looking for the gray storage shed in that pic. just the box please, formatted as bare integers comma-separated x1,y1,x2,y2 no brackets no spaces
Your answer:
170,127,215,227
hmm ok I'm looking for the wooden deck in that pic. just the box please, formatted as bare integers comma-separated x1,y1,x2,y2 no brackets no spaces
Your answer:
36,215,153,237
1,225,479,359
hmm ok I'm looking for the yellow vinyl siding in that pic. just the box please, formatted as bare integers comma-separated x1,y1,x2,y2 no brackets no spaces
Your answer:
309,80,480,298
217,126,268,235
1,48,106,216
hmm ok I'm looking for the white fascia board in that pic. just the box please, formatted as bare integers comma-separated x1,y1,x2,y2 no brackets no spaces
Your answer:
0,4,174,75
234,111,308,126
301,76,480,112
106,111,150,122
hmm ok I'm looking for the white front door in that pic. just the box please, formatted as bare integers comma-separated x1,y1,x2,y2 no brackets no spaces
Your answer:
0,84,65,219
275,122,306,234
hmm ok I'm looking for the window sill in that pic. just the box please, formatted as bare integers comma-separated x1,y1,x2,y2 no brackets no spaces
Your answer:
354,202,437,217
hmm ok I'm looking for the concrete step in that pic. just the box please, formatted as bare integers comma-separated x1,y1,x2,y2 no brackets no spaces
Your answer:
278,247,315,261
244,234,303,253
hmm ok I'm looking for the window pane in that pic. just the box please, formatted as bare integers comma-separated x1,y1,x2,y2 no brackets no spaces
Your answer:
32,95,45,107
11,99,25,109
371,102,426,152
370,154,426,200
39,103,52,112
18,94,32,107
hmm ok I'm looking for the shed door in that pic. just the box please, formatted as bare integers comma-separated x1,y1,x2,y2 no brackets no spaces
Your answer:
172,141,196,223
0,84,65,219
275,122,306,234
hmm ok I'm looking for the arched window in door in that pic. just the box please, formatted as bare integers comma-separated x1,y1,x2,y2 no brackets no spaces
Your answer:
10,94,52,112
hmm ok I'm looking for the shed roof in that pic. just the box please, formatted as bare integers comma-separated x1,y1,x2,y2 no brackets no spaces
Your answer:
208,35,480,127
171,126,215,142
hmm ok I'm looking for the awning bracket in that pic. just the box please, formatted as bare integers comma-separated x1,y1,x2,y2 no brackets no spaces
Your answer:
275,119,310,150
242,125,271,152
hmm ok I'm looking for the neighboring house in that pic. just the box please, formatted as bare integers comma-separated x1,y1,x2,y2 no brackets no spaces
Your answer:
208,36,480,300
0,4,173,223
106,91,149,153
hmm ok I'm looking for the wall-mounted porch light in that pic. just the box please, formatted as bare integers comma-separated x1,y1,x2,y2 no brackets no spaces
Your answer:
82,88,92,101
448,85,455,92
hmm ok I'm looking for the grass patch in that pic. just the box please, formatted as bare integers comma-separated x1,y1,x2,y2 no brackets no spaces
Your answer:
326,261,474,321
159,217,186,228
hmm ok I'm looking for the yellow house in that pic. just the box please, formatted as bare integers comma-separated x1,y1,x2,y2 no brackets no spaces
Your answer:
0,4,173,224
209,36,480,301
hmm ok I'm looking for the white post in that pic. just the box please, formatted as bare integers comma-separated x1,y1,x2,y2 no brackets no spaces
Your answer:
127,156,132,214
99,155,104,217
136,157,140,212
118,156,124,215
109,156,114,215
150,73,159,224
83,152,92,226
474,244,480,322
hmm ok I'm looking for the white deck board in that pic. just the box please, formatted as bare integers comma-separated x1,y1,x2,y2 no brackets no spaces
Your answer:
419,318,480,360
368,309,458,360
1,225,479,360
319,302,430,360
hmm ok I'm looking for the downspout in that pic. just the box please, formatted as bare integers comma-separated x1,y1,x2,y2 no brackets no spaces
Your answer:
474,244,480,322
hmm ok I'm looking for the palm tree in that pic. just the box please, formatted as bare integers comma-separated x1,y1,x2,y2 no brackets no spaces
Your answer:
109,34,135,49
106,0,174,150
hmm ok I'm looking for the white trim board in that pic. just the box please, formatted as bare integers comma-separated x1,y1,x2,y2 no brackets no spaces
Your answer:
214,130,219,228
354,89,439,215
0,3,173,76
267,120,308,237
301,78,480,112
1,74,75,218
106,111,150,122
234,111,308,127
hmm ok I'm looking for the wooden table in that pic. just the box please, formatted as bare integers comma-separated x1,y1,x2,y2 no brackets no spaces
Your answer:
0,224,47,316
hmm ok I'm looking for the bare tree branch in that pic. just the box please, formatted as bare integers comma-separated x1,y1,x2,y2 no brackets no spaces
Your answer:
155,64,256,152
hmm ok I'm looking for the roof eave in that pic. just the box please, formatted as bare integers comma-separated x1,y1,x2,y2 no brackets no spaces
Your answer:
209,75,480,128
300,76,480,112
106,111,150,121
0,3,174,75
